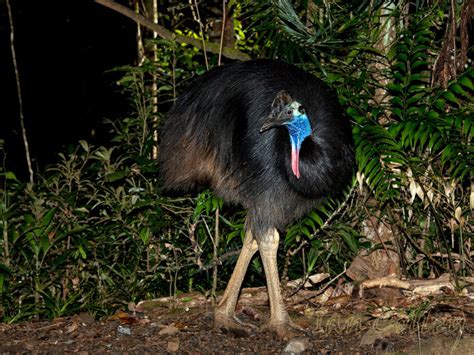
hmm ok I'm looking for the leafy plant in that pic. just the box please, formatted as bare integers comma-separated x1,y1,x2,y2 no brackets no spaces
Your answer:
244,0,473,280
1,0,472,324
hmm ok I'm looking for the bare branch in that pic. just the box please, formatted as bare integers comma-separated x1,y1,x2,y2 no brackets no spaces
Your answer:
94,0,251,61
6,0,34,184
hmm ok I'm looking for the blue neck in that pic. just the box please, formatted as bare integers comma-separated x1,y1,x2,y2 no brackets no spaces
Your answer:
286,114,312,151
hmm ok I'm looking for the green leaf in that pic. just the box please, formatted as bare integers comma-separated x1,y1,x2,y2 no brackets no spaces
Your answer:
458,76,473,90
411,60,429,70
391,96,404,108
139,228,150,244
397,44,409,55
78,245,87,259
301,227,311,238
434,98,446,110
41,208,56,229
449,84,468,98
309,211,324,227
393,72,404,81
427,111,439,119
392,62,406,74
79,140,89,152
407,93,424,105
408,85,426,94
339,230,359,254
397,52,408,62
443,91,459,105
411,51,426,61
387,83,403,93
105,170,128,182
414,35,431,44
415,29,433,37
409,74,428,82
392,108,403,119
346,107,360,119
4,171,17,180
364,158,379,176
407,106,422,115
413,44,429,52
304,218,316,230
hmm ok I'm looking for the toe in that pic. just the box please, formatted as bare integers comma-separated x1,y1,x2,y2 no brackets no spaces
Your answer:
266,321,308,340
214,312,256,337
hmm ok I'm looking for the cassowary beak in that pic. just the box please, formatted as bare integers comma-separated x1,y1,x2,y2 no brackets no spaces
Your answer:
259,113,289,133
260,90,294,133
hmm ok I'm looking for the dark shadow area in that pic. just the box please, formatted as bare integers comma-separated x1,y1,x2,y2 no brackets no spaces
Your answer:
0,0,136,179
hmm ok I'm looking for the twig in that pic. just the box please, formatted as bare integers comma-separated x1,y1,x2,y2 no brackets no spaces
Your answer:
94,0,250,61
212,208,220,303
190,0,209,70
362,204,393,261
288,262,348,305
413,172,458,287
6,0,34,184
1,147,10,267
200,248,241,271
401,228,446,271
310,183,356,238
218,0,226,65
283,183,355,294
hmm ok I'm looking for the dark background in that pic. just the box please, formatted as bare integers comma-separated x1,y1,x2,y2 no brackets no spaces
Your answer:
1,0,137,179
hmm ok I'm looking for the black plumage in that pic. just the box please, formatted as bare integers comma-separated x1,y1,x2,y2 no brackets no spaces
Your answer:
158,59,354,338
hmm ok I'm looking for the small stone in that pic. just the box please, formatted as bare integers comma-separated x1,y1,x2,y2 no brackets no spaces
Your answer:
167,338,180,352
283,337,310,353
117,325,132,336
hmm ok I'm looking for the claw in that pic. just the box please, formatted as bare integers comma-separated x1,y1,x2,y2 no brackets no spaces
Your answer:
264,321,308,340
214,311,257,337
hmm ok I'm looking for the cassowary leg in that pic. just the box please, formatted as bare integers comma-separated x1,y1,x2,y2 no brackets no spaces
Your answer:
214,229,258,333
258,228,300,339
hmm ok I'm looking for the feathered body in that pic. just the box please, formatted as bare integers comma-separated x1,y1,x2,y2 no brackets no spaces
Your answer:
158,59,354,236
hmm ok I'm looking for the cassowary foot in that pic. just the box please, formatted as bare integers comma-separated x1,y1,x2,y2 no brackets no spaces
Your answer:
214,312,257,338
264,321,307,340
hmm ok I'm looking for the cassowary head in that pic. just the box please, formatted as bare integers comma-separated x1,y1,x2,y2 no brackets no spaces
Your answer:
260,90,312,178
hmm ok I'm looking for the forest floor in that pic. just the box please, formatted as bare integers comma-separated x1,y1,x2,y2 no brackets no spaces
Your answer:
1,284,474,354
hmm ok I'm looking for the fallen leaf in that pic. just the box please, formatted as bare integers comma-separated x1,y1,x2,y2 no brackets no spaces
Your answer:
65,322,78,334
159,324,179,336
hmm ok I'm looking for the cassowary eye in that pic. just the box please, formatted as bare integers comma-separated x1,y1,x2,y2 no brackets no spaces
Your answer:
287,110,292,117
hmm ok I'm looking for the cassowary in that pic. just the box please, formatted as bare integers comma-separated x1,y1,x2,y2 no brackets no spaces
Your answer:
158,59,354,338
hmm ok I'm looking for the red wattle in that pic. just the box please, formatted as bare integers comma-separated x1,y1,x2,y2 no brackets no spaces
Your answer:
291,147,300,178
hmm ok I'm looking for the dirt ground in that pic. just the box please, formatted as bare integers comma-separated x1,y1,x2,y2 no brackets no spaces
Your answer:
1,288,474,354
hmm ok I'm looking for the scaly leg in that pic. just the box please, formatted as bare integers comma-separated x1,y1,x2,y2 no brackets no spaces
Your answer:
258,228,302,339
214,228,258,332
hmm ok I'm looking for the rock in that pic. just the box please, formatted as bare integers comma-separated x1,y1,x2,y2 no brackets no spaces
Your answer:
167,338,180,352
116,325,132,336
283,337,310,353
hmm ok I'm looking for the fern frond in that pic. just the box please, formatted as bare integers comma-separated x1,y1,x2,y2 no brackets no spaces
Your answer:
354,124,406,200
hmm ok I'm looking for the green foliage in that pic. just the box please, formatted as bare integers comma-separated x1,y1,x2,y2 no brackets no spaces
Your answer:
246,0,473,279
0,41,215,321
1,0,473,323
